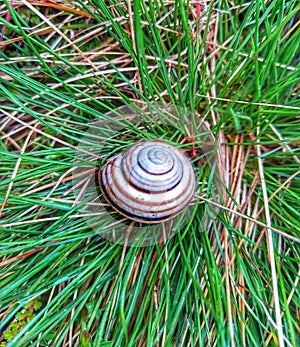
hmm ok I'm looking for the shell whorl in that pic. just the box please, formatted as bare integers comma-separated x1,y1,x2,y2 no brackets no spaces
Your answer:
99,140,195,223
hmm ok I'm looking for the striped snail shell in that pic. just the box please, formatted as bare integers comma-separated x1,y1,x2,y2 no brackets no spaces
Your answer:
99,140,195,223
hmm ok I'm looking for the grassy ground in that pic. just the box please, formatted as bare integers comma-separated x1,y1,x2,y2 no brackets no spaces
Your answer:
0,0,299,346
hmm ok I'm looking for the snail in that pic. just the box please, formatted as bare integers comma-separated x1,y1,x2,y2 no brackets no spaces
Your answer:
98,140,196,223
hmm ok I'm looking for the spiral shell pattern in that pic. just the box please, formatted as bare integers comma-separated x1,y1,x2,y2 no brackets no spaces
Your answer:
99,140,195,223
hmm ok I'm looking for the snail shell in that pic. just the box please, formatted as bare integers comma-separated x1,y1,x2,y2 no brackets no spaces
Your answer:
99,140,195,223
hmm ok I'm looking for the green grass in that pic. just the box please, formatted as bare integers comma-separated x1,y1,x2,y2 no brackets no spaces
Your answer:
0,0,299,346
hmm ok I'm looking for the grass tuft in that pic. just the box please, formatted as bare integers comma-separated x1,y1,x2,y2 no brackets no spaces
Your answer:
0,0,299,346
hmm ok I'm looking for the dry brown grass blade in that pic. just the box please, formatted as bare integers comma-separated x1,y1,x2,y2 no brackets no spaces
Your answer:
256,130,285,347
28,0,93,18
